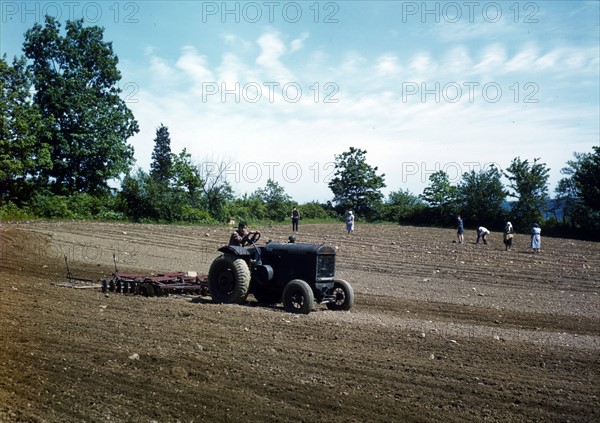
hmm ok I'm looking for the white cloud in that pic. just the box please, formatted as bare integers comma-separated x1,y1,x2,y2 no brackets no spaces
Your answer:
442,46,473,75
256,31,293,81
534,49,563,71
217,52,245,86
505,45,539,73
376,54,401,76
339,51,367,74
290,32,309,53
148,55,176,80
219,32,252,51
473,44,507,76
175,46,214,86
408,52,437,78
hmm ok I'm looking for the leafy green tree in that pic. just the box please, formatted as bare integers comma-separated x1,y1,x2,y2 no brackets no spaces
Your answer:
556,148,600,228
504,157,550,229
172,149,203,206
227,194,267,221
0,55,52,204
204,180,234,222
150,124,173,183
421,171,458,224
457,166,507,228
383,189,428,223
119,152,207,223
23,16,138,195
197,160,235,221
298,201,333,220
556,155,586,227
573,146,600,213
117,169,153,221
554,176,582,226
328,147,386,219
252,179,292,221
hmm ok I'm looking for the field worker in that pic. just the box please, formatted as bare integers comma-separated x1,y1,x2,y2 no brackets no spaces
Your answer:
229,221,260,247
531,223,542,253
456,215,464,244
291,207,301,232
476,226,490,245
346,211,355,234
503,221,515,251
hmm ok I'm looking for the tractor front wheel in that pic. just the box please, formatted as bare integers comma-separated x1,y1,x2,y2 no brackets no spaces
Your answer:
283,279,314,314
208,256,250,304
326,279,354,311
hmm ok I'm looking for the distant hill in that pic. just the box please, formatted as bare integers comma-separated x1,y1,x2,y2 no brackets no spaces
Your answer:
501,199,564,221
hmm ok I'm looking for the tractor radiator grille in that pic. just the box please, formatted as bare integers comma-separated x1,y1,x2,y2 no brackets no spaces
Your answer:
316,255,335,280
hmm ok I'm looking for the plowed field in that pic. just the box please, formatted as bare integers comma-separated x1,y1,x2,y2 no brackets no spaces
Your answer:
1,221,599,422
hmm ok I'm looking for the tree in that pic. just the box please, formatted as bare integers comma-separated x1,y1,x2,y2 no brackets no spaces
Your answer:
328,147,386,219
383,189,428,223
556,154,586,227
298,201,333,220
252,179,292,221
556,148,600,228
227,194,267,221
172,148,203,206
198,158,235,221
504,157,550,229
457,166,507,228
573,146,600,213
23,16,138,195
149,124,173,183
421,171,458,224
117,169,153,221
0,55,52,204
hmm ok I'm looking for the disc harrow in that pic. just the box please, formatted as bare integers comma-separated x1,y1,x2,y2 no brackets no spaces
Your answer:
64,254,208,297
101,271,208,297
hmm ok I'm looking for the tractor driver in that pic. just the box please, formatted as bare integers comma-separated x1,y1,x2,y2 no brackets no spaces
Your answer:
229,221,260,247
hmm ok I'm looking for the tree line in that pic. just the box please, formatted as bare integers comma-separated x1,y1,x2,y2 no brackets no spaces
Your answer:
1,17,599,238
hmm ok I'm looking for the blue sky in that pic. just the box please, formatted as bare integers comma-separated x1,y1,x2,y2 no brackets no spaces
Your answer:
2,1,599,203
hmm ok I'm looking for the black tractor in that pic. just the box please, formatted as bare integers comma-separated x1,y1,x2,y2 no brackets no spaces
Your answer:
207,233,354,314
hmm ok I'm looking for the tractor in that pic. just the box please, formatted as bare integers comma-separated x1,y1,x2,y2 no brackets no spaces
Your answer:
207,232,354,314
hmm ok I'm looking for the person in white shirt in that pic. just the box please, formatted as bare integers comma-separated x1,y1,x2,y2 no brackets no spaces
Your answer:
476,226,490,245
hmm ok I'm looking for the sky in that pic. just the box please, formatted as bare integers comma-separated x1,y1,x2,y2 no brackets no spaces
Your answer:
1,0,599,203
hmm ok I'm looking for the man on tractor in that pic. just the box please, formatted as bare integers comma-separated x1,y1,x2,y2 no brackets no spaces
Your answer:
229,221,260,247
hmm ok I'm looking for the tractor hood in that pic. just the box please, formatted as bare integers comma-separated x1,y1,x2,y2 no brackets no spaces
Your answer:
261,243,336,255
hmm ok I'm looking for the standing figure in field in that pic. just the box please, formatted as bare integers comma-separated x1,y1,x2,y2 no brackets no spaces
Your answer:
291,207,301,232
503,221,514,251
531,223,542,253
346,211,355,234
476,226,490,245
456,215,464,244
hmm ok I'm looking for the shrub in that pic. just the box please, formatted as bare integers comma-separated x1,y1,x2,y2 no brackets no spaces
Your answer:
27,193,73,219
0,201,33,221
180,206,213,223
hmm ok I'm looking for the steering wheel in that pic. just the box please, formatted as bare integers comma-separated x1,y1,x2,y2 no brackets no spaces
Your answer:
241,231,261,246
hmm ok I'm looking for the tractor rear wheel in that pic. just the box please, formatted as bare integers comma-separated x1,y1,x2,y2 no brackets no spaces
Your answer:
326,279,354,311
208,256,250,304
282,279,314,314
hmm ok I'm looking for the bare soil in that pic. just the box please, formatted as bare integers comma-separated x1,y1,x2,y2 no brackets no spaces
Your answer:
1,221,599,422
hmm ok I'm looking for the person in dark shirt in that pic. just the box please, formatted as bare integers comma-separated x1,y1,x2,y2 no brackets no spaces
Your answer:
456,215,464,244
229,221,260,247
503,221,514,251
291,207,301,232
